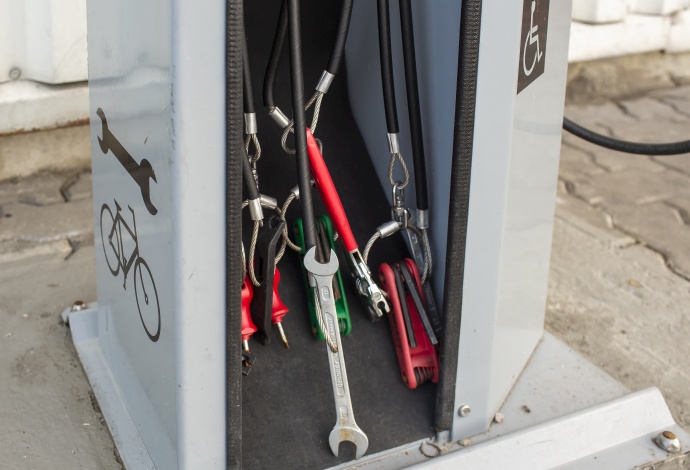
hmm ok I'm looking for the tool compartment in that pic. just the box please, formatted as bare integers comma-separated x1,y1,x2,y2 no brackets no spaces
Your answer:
241,2,437,466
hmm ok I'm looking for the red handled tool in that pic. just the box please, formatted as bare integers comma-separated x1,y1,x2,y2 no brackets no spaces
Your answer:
305,129,390,322
241,276,258,375
271,268,290,348
379,259,438,389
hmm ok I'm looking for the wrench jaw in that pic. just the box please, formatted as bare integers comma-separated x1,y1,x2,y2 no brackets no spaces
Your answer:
348,250,390,321
329,424,369,460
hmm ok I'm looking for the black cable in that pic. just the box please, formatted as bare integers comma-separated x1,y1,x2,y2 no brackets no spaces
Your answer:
242,34,255,114
377,0,399,134
436,0,482,432
241,144,260,200
226,0,243,466
563,117,690,156
326,0,354,75
287,0,317,250
399,0,429,211
263,0,288,109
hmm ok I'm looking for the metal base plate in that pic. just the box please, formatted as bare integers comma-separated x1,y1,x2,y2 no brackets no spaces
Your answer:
67,304,689,469
64,305,155,470
329,334,690,469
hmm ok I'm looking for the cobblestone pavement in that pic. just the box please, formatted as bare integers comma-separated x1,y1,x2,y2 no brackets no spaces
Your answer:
1,86,690,467
549,84,690,430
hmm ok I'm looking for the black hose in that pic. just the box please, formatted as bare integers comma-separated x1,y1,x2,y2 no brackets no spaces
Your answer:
226,0,243,466
287,0,317,250
563,117,690,156
399,0,429,211
436,0,483,432
242,35,255,115
263,0,288,109
377,0,399,134
326,0,354,75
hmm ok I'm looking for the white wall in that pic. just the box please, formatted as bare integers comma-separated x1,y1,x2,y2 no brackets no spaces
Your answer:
0,0,87,85
571,0,690,61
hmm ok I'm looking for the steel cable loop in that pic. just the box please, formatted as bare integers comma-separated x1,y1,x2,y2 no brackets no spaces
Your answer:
240,200,276,286
314,288,339,353
279,192,303,253
280,91,324,154
247,219,261,286
363,231,382,265
388,152,410,189
244,133,262,165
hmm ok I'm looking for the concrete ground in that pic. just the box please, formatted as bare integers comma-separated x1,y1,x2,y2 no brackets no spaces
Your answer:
1,85,690,468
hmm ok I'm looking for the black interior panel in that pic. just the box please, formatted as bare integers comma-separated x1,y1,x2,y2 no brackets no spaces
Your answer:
241,1,437,468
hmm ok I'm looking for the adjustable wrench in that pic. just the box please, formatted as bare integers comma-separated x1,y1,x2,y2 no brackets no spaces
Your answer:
303,247,369,459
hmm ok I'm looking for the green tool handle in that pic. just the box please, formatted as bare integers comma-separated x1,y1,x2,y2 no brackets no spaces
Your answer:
294,215,352,339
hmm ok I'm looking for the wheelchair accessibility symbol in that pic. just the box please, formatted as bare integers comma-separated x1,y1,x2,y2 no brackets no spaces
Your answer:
517,0,550,94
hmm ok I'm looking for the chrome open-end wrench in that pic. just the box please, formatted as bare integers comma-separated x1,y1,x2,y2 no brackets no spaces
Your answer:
303,247,369,459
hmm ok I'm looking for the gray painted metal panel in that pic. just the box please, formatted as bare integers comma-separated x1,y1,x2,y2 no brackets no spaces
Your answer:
86,0,226,467
454,0,573,440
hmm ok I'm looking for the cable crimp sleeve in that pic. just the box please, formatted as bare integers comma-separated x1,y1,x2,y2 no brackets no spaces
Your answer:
259,194,278,210
416,209,429,230
387,132,400,154
268,107,290,129
315,70,335,94
377,220,401,238
244,113,258,135
248,198,264,221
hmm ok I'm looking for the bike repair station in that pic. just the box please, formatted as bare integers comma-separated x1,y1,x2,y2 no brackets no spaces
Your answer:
62,0,690,468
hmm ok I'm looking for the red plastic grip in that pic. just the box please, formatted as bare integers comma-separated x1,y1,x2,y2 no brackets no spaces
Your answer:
379,259,439,389
271,268,289,324
305,129,358,253
241,276,258,342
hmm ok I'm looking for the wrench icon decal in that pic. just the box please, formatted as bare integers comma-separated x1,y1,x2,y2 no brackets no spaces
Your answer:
96,108,158,215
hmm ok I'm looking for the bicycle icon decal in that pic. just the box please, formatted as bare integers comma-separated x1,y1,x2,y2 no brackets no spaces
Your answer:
100,199,161,342
517,0,550,94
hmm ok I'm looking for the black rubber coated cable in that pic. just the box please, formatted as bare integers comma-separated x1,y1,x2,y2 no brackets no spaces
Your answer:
226,0,243,466
563,117,690,156
241,144,260,200
242,35,256,114
263,0,288,109
287,0,317,250
264,0,354,111
399,0,429,211
377,0,399,134
326,0,354,75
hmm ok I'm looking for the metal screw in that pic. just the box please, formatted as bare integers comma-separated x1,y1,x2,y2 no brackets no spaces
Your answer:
8,67,21,80
458,405,471,417
71,300,87,312
654,430,681,454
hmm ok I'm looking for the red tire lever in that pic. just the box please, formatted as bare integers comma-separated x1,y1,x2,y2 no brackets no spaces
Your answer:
305,129,390,321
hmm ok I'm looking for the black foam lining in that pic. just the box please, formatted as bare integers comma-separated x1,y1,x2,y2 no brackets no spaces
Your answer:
240,1,437,468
